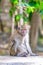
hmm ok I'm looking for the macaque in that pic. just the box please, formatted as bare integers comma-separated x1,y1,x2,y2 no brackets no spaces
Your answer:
10,23,36,56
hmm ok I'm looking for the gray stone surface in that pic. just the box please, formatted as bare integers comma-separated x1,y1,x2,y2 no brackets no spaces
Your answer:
0,63,30,65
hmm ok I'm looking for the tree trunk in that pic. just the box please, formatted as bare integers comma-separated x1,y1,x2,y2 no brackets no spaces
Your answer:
11,11,18,36
11,14,15,36
0,0,4,32
19,0,23,27
30,11,42,52
0,18,4,32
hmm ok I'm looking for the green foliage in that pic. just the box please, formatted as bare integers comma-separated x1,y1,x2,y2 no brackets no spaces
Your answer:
22,0,26,3
28,0,43,21
9,0,43,23
10,0,18,5
29,0,43,11
29,0,40,10
38,36,43,47
0,9,1,13
9,9,13,17
0,0,1,2
9,0,18,17
15,14,21,22
23,15,28,23
39,2,43,10
40,11,43,19
25,6,35,14
9,7,16,17
29,12,33,21
24,6,35,22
